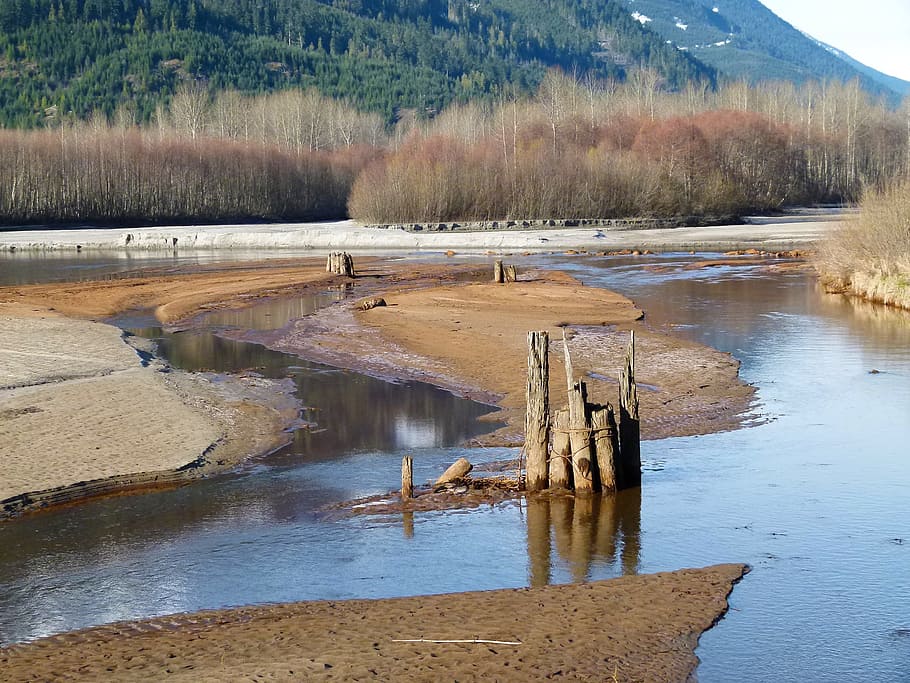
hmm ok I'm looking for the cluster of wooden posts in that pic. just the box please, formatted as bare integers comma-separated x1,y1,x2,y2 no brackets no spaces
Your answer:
326,251,355,277
493,260,518,283
525,329,640,494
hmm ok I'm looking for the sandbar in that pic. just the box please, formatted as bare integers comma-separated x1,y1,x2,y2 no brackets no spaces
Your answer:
0,303,296,519
0,564,748,682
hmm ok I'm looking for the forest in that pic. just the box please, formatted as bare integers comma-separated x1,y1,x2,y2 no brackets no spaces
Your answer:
0,73,907,227
0,0,711,126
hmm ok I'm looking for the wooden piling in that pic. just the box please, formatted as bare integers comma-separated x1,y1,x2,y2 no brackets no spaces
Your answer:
504,264,517,282
401,456,413,500
327,251,355,277
618,330,641,488
493,260,504,283
525,331,550,492
568,380,595,494
590,404,620,493
549,408,572,489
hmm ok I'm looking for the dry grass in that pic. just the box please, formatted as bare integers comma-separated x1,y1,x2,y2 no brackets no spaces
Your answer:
817,179,910,309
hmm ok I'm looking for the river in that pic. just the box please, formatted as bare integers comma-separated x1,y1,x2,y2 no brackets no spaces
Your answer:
1,252,908,681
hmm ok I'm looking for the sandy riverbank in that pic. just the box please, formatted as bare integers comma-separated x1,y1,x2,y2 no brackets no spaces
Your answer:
0,210,844,253
1,255,756,516
265,266,756,444
0,563,747,681
0,303,298,519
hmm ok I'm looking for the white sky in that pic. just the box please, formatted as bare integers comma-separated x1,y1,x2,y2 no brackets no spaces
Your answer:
758,0,910,81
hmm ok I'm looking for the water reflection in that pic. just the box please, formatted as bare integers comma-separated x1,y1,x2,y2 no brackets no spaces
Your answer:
526,489,642,587
124,315,501,460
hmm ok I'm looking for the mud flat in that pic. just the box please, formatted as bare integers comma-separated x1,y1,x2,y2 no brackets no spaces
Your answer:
0,304,297,519
0,564,748,682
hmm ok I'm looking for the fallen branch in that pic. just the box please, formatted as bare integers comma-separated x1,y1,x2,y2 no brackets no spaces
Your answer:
392,638,523,645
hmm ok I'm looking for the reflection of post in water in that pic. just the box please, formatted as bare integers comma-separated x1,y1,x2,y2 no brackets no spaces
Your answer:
402,510,414,539
570,494,596,582
526,488,642,584
618,486,642,575
526,498,551,588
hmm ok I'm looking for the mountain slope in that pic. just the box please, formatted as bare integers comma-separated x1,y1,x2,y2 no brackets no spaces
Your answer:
804,34,910,97
619,0,904,98
0,0,714,127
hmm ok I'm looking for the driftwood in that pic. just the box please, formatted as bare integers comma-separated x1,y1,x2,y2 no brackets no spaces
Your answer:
327,251,355,277
401,456,413,500
435,457,473,486
618,331,641,488
357,297,386,311
549,409,572,489
524,331,550,491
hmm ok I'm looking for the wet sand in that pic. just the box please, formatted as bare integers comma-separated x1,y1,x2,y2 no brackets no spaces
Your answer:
0,303,297,519
0,259,343,323
0,564,748,682
270,267,756,444
1,257,756,516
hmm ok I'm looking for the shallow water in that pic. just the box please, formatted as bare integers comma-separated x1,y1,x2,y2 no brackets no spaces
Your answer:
1,254,909,681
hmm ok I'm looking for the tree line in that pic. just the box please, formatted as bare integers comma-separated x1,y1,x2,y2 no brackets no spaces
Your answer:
0,74,907,226
351,72,910,222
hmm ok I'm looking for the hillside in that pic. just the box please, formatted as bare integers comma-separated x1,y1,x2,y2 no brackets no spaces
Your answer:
804,34,910,97
0,0,713,127
618,0,904,99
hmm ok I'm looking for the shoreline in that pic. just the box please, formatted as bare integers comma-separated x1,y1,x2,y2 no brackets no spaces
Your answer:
0,564,748,680
0,211,844,254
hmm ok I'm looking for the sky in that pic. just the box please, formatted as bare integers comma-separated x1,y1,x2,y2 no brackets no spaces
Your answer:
759,0,910,82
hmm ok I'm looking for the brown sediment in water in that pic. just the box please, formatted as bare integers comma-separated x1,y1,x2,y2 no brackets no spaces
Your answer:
0,563,749,682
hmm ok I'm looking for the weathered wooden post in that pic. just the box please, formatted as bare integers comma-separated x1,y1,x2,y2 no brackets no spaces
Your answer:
401,456,413,500
568,381,595,493
327,252,355,277
590,404,620,493
493,260,504,283
504,264,517,282
618,330,641,488
525,331,550,491
549,409,572,489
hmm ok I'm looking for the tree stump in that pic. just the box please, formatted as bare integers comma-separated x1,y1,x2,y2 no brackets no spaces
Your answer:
549,408,572,489
327,251,355,277
525,331,550,491
568,380,595,493
618,331,641,488
435,457,472,486
493,260,504,283
590,404,620,493
401,456,414,500
504,264,517,282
